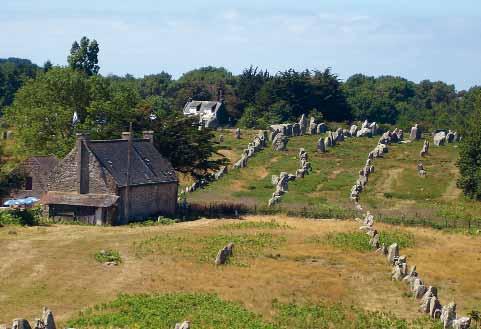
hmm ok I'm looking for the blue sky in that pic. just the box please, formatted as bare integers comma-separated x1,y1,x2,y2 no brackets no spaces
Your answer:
2,0,481,90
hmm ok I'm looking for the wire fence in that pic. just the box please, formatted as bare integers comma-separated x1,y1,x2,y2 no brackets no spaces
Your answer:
176,201,481,232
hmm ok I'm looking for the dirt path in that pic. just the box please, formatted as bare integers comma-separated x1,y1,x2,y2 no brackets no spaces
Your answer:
376,168,404,192
442,169,462,201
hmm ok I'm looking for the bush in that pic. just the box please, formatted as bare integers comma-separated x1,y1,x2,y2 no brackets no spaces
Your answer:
95,250,122,265
0,208,41,226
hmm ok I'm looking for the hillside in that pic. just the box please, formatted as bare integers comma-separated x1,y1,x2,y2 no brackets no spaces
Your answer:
1,216,480,328
188,129,481,227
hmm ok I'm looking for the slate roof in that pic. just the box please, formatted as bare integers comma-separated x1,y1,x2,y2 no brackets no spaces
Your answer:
42,191,119,207
86,139,178,187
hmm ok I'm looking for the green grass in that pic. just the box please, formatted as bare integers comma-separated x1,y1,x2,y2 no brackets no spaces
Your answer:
218,220,291,230
133,232,286,266
189,129,481,226
307,230,415,252
94,250,122,265
67,293,443,329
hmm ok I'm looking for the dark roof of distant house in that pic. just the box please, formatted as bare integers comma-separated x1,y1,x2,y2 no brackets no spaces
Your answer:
183,100,223,115
86,139,178,187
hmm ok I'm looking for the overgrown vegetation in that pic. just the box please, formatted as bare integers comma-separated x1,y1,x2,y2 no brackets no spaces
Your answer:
94,250,122,265
133,232,286,266
308,230,415,252
67,293,443,329
0,208,41,226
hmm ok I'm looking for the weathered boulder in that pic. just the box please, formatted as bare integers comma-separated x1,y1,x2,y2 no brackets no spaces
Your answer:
441,302,457,329
309,117,317,134
349,125,358,136
410,124,420,141
292,123,301,136
215,243,234,265
268,194,282,207
412,278,427,299
428,296,443,319
317,138,326,153
175,320,191,329
434,131,447,146
276,172,290,194
453,317,471,329
446,130,455,143
272,134,288,151
299,114,308,135
12,319,31,329
419,286,438,314
317,123,327,134
387,243,399,264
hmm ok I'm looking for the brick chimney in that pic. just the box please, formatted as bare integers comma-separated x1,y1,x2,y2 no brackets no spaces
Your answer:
142,131,154,144
76,133,90,194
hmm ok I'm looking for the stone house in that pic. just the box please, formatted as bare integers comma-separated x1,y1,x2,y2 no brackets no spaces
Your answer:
8,156,59,200
42,131,178,225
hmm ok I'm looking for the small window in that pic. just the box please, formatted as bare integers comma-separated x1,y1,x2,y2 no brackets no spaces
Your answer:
25,177,33,191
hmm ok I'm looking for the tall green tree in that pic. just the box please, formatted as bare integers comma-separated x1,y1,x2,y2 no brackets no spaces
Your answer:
457,102,481,200
68,36,100,76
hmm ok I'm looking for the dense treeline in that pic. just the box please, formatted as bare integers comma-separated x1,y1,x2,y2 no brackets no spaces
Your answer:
0,58,42,111
1,58,479,131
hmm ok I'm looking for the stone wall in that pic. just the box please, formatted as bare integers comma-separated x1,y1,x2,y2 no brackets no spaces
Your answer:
48,144,117,195
119,182,178,221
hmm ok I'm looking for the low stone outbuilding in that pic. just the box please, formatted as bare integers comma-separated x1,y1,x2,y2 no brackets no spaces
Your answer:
43,132,178,225
8,156,59,200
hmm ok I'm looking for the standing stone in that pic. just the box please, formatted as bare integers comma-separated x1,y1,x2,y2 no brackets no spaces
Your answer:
299,114,308,135
317,123,327,134
272,134,288,151
349,125,358,136
446,130,455,143
387,243,399,264
441,303,457,329
309,117,317,134
324,136,332,147
419,287,438,314
434,131,447,146
412,278,427,299
276,172,290,194
292,123,301,136
410,124,420,141
453,317,471,329
215,243,234,265
175,321,191,329
428,296,442,319
235,128,241,139
12,319,31,329
317,138,326,153
285,124,293,137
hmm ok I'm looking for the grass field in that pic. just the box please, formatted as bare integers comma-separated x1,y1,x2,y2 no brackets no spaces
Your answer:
188,130,481,225
1,216,480,328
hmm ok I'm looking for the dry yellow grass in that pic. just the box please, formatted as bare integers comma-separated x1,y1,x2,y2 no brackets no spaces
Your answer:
0,216,480,327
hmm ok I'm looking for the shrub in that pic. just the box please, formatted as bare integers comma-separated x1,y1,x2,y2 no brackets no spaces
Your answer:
95,250,122,265
0,208,41,226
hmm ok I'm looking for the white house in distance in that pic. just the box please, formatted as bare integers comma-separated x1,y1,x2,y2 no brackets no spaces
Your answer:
182,100,224,128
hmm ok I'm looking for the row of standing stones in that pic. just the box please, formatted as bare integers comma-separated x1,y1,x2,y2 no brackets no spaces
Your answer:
0,308,191,329
350,124,470,329
1,307,56,329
